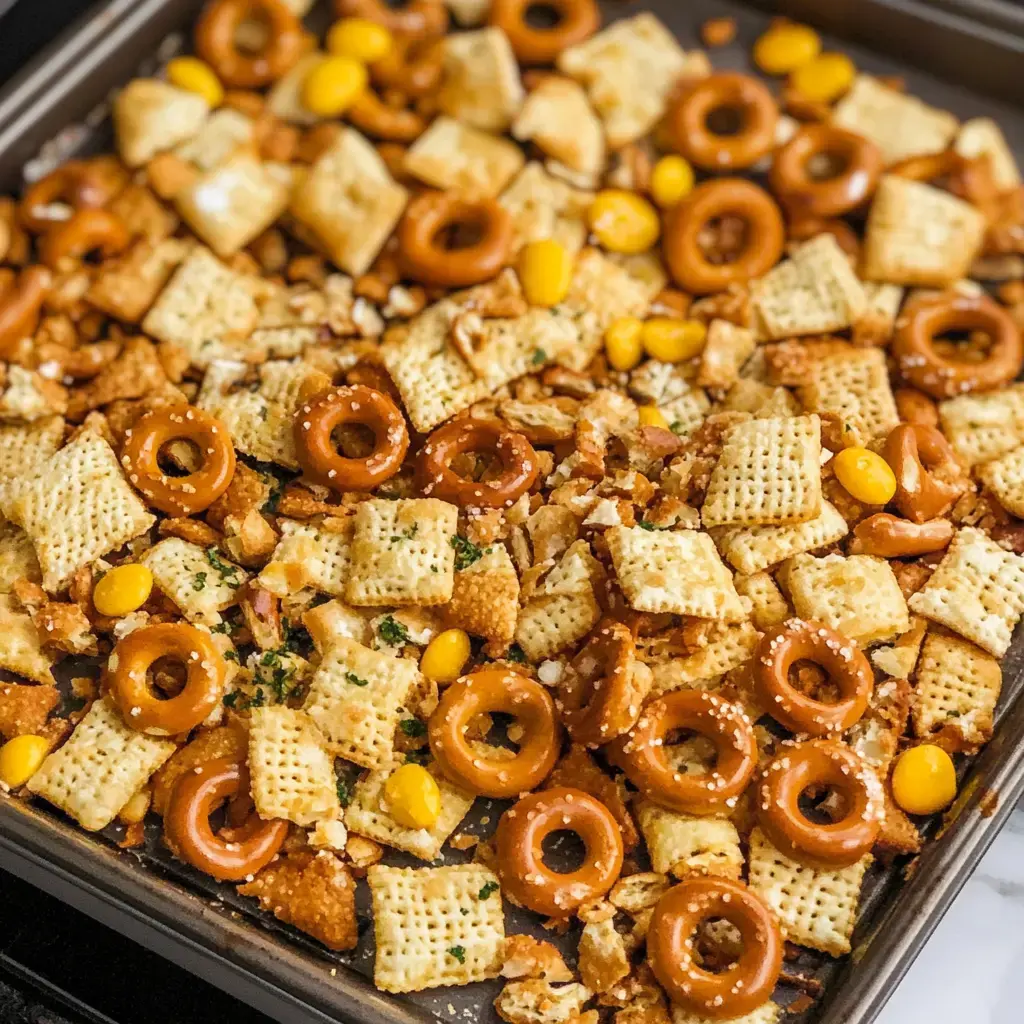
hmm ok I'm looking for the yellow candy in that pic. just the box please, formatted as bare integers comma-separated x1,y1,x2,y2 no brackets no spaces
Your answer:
604,316,644,372
326,17,393,63
302,56,368,117
93,564,154,617
642,318,706,363
638,406,669,429
385,763,442,829
166,57,224,108
832,447,897,505
789,52,856,104
752,23,821,75
891,744,957,816
0,735,49,789
588,190,661,254
420,628,471,684
519,239,573,307
650,155,695,208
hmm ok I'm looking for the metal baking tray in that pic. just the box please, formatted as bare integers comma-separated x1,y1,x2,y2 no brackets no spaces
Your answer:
2,1,1024,1022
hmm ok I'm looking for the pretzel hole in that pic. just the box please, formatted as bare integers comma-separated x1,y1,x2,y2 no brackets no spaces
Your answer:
931,327,994,364
541,829,587,873
664,729,716,776
788,659,839,704
451,449,502,482
235,15,272,54
434,216,487,251
471,711,523,754
694,918,743,973
524,3,563,28
698,215,751,266
157,438,203,476
704,105,745,138
148,655,188,699
804,150,849,181
331,422,376,458
797,783,851,825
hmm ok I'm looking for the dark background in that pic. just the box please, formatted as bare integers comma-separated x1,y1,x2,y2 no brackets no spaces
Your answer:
0,1,267,1021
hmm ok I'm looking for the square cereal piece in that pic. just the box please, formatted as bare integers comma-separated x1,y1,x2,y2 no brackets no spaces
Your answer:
713,500,849,576
939,385,1024,466
606,526,746,621
0,432,155,593
908,527,1024,657
248,705,340,826
443,544,519,650
237,850,357,950
380,300,489,433
853,281,904,347
438,26,524,133
499,162,593,257
978,445,1024,518
559,248,652,371
799,346,899,446
701,415,822,529
782,552,909,645
142,246,259,368
650,621,759,695
557,13,690,148
955,117,1021,191
302,636,420,767
0,681,59,740
912,631,1001,751
174,108,255,171
268,53,326,125
86,238,191,324
0,593,56,684
630,361,710,440
113,78,209,168
368,864,504,992
176,150,291,257
142,538,246,625
346,498,457,607
511,77,604,178
753,235,867,340
445,0,490,25
345,761,474,860
635,801,743,878
832,75,958,165
748,827,868,956
259,517,353,597
672,1002,781,1024
290,128,408,276
27,697,175,830
862,176,985,287
0,416,63,483
495,981,592,1022
734,572,790,631
696,320,756,391
403,116,525,197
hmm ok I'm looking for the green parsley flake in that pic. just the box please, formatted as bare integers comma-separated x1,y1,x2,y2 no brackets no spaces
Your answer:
345,671,370,687
400,718,427,738
477,881,499,900
448,946,466,964
192,572,208,591
336,778,352,807
378,615,409,646
451,535,486,571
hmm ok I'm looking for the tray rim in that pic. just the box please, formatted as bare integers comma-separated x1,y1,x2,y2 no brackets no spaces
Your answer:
2,2,1024,1024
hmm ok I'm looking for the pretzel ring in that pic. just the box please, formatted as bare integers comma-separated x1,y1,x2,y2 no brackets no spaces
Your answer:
295,385,409,491
20,158,127,233
335,0,448,38
108,623,226,736
196,0,306,88
850,512,954,558
347,90,427,142
614,690,757,814
770,124,883,218
419,419,538,508
756,739,884,869
754,620,873,736
370,34,444,97
0,267,50,359
398,192,513,288
664,178,785,294
648,878,783,1020
428,669,560,798
883,423,965,524
558,622,652,746
490,0,600,65
165,759,289,881
122,406,237,516
787,215,861,259
889,150,998,216
669,73,778,172
39,208,130,270
891,293,1022,399
494,787,623,916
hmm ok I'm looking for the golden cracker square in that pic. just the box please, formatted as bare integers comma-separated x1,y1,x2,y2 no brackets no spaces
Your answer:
955,117,1021,191
438,26,524,133
0,593,56,684
498,162,592,257
939,384,1024,466
174,107,255,171
346,498,458,607
267,53,326,126
27,697,175,831
443,544,520,648
606,525,746,621
734,572,790,630
650,621,759,695
260,517,353,598
696,319,756,391
86,237,191,324
0,521,41,593
142,537,246,626
635,801,743,878
631,361,710,440
303,636,420,768
0,416,63,483
908,527,1024,657
701,415,822,529
368,864,504,993
248,705,340,826
514,590,602,662
113,78,209,168
1,432,155,593
511,78,604,178
978,445,1024,518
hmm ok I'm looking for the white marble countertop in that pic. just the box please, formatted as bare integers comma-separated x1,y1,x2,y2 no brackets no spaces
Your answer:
875,809,1024,1024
